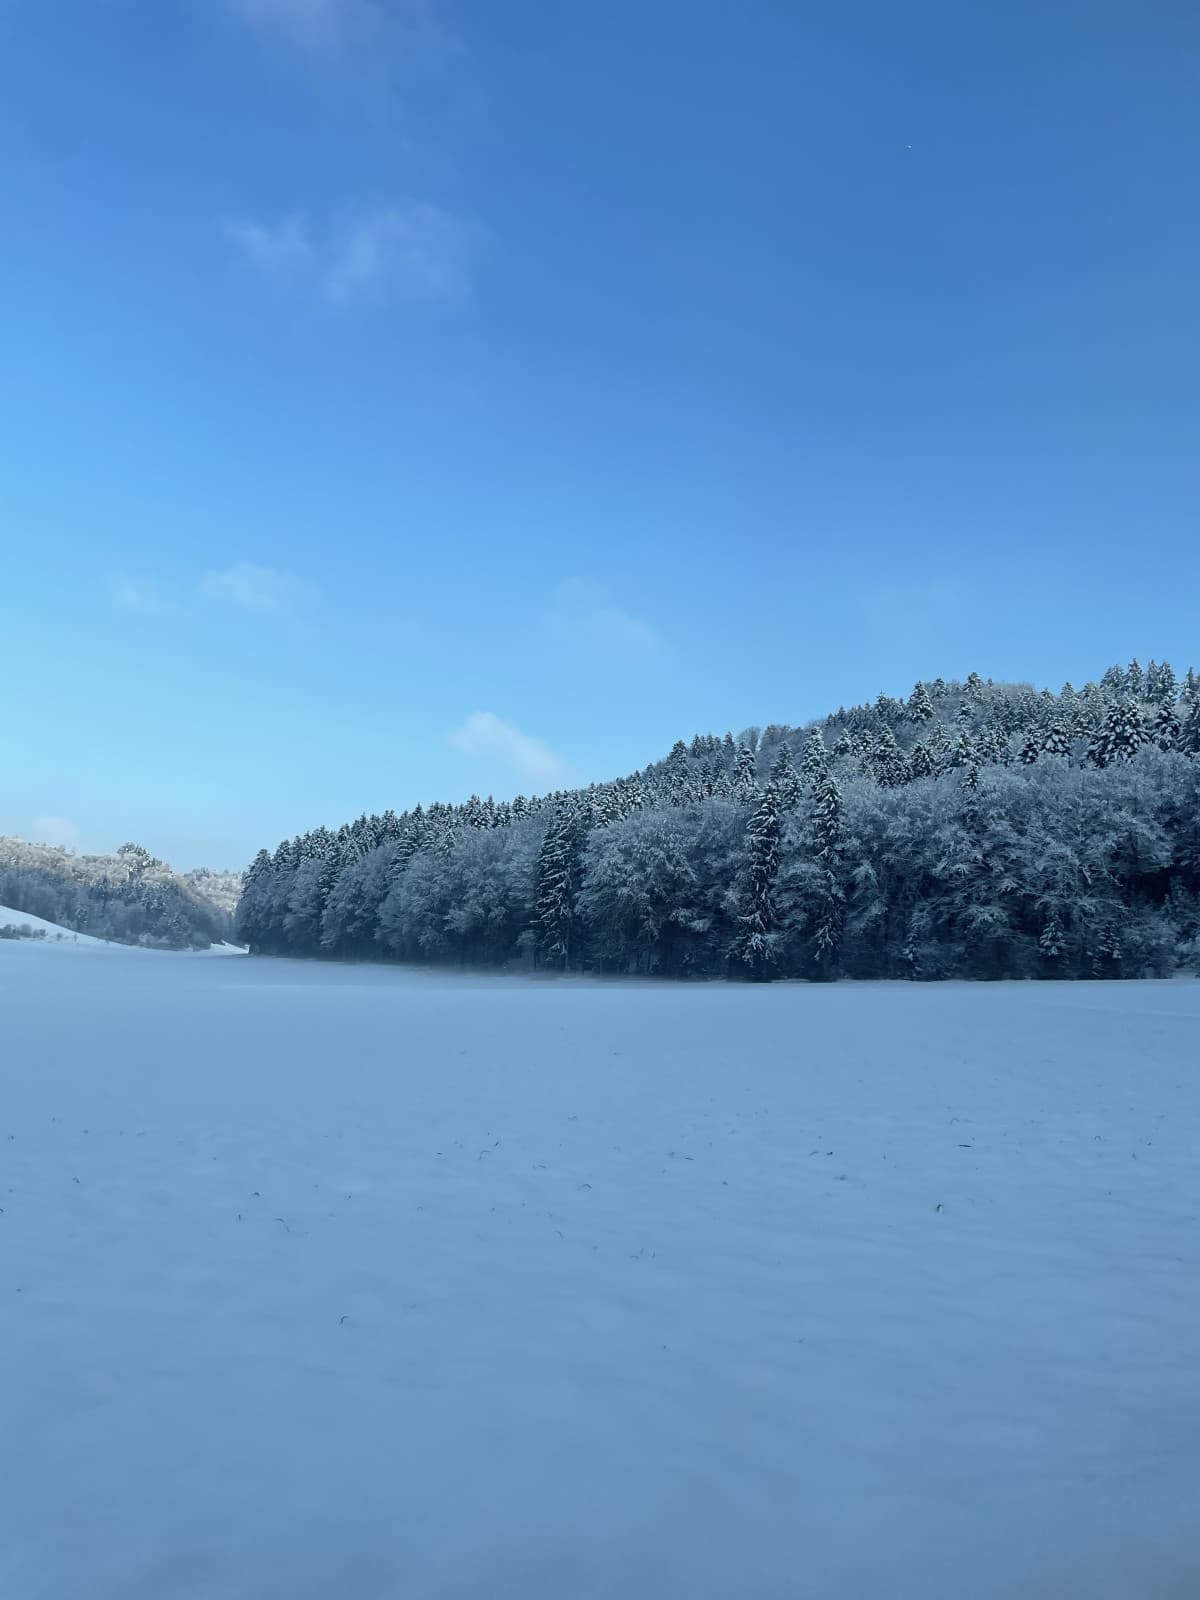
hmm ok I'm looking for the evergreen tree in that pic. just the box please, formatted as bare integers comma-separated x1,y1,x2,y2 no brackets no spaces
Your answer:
808,768,845,978
1125,658,1144,698
770,742,802,809
927,722,954,772
909,740,936,779
872,727,907,788
1019,737,1039,765
1041,722,1071,758
802,729,830,788
1153,699,1181,752
1107,697,1145,763
535,805,588,968
907,681,935,723
733,741,758,800
733,782,784,978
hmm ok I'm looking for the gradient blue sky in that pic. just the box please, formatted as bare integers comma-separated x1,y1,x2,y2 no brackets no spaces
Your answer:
3,0,1197,869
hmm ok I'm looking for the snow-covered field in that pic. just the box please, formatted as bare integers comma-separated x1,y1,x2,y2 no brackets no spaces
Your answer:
2,946,1198,1599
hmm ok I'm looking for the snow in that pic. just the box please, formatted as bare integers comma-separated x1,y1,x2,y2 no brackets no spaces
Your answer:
0,905,244,954
0,903,112,945
1,948,1198,1599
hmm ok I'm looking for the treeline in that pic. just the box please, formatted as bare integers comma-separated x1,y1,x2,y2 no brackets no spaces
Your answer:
236,661,1200,981
0,839,234,950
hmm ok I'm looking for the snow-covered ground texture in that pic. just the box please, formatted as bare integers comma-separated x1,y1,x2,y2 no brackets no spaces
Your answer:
2,947,1198,1600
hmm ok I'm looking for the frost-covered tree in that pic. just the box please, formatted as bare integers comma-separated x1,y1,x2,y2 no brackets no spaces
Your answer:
535,805,587,968
770,742,802,809
872,727,908,789
733,781,784,977
733,741,758,800
1090,697,1145,767
909,740,936,779
1153,699,1181,752
801,729,830,789
908,681,934,723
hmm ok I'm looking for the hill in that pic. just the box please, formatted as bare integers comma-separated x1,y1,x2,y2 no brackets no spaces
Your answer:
235,660,1200,982
0,839,235,950
0,904,113,945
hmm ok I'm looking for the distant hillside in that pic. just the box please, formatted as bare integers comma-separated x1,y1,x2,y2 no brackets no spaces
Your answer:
184,867,244,917
236,660,1200,982
0,839,234,950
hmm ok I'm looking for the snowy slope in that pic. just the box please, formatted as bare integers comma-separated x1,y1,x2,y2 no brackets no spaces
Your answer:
0,903,112,944
0,905,245,955
1,952,1198,1598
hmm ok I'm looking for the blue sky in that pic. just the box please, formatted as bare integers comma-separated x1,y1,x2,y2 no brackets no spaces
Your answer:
3,0,1198,869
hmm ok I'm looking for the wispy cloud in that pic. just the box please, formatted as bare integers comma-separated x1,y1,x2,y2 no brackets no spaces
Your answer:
326,206,478,304
201,563,316,614
224,204,482,307
226,0,446,73
221,216,314,278
228,0,381,61
447,712,571,791
33,816,80,851
110,577,167,615
550,580,666,668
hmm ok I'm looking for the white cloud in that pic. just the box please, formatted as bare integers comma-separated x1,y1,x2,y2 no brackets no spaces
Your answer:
550,580,666,668
447,712,570,791
33,817,80,851
228,0,374,59
325,205,478,304
224,204,481,306
222,215,315,278
110,577,166,615
226,0,444,71
201,563,316,614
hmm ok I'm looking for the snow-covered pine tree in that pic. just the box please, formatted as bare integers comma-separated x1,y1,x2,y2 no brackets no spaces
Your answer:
733,781,784,978
809,768,845,979
1107,697,1145,763
1125,658,1144,699
907,681,934,723
733,741,757,800
1153,699,1181,751
802,728,830,789
770,742,802,809
927,722,954,772
1041,722,1071,758
1179,697,1200,757
872,726,907,788
535,804,588,968
1019,736,1039,765
909,740,936,779
1040,913,1065,962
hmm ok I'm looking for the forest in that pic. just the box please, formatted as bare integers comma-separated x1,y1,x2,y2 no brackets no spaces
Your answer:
235,661,1200,982
0,839,235,949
